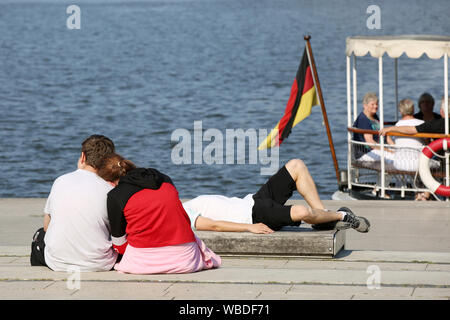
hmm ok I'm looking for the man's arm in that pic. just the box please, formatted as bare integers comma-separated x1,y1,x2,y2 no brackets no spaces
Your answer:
43,214,51,232
195,216,273,234
380,126,418,136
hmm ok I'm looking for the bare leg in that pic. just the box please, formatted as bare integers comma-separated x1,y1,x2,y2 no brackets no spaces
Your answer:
284,159,325,209
290,206,342,225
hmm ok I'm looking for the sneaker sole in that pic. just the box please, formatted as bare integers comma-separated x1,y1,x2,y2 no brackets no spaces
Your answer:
335,221,353,230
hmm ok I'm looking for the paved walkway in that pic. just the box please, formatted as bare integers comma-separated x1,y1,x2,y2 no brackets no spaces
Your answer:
1,249,449,300
0,198,449,300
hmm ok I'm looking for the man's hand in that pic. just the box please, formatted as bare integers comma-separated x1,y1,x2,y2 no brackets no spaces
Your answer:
379,127,391,136
247,223,274,234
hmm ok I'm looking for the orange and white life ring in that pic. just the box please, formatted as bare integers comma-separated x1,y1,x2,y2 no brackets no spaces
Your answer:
418,138,450,197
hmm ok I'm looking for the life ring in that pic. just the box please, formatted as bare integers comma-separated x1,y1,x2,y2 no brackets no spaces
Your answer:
418,138,450,197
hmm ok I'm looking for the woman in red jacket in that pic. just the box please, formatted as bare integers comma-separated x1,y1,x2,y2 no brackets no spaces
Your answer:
97,153,221,274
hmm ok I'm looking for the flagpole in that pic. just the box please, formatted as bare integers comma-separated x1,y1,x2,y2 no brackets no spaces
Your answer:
304,35,341,186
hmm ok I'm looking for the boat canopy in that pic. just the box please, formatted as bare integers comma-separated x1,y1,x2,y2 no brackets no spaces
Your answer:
346,35,450,59
345,35,449,199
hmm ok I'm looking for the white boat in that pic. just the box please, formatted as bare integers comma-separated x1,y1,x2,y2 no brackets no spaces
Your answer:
332,35,450,201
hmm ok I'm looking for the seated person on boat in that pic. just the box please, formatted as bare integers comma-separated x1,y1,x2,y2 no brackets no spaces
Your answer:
414,92,442,121
389,98,426,172
389,99,440,172
352,92,394,162
381,96,449,136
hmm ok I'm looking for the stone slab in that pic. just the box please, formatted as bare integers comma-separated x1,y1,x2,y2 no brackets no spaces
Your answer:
195,226,345,257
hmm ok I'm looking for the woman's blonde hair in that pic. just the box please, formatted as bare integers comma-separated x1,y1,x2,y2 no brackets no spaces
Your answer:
363,92,378,105
97,153,136,182
398,99,415,116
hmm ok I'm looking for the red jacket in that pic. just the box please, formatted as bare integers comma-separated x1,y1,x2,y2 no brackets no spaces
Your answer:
107,168,194,254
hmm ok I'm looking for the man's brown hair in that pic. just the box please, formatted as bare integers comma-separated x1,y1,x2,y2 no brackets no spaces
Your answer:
81,135,115,169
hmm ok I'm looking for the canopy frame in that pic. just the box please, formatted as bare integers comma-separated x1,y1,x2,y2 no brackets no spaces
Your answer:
346,35,449,199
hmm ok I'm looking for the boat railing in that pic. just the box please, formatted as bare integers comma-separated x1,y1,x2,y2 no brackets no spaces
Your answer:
347,127,449,199
348,127,450,139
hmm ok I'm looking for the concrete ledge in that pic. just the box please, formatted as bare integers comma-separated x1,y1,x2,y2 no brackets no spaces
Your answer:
1,229,346,259
195,226,345,258
2,246,449,264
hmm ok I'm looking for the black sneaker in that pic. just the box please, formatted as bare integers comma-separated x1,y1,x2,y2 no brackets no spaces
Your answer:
312,207,370,233
337,207,356,218
335,207,370,233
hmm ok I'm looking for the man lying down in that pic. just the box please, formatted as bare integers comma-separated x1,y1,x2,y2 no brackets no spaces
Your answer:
183,159,370,234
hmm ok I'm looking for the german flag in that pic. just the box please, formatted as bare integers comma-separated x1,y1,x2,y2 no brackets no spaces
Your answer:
258,48,318,149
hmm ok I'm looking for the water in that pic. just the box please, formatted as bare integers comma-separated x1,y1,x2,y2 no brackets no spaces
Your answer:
0,0,449,199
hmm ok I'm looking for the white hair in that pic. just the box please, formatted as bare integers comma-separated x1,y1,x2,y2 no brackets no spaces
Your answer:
398,99,414,116
363,92,378,105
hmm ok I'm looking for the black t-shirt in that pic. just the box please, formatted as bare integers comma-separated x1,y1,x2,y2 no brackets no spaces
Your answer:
415,118,449,134
413,111,442,120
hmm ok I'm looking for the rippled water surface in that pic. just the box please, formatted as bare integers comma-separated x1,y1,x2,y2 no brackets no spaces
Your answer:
0,0,449,198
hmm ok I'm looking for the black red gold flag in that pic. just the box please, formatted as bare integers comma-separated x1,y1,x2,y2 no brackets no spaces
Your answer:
258,48,318,149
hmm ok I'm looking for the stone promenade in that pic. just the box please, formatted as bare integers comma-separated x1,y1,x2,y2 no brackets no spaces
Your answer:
0,198,449,300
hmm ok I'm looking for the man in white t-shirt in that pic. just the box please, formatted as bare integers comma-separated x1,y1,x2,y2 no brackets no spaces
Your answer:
391,99,425,171
30,135,118,271
183,159,371,234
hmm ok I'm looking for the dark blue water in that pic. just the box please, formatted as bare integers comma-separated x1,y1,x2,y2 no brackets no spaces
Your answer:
0,0,449,199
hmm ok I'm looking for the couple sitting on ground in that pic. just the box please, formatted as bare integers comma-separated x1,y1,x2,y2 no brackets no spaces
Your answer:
31,134,370,274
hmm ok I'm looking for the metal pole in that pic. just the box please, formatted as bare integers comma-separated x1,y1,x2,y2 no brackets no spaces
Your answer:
444,53,449,196
304,35,341,186
353,55,357,122
394,58,399,122
347,55,352,190
379,56,385,198
445,53,448,135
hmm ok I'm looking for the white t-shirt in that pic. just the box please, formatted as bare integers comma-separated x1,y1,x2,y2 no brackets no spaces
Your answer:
44,169,117,272
182,194,255,230
394,118,425,149
393,118,425,171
